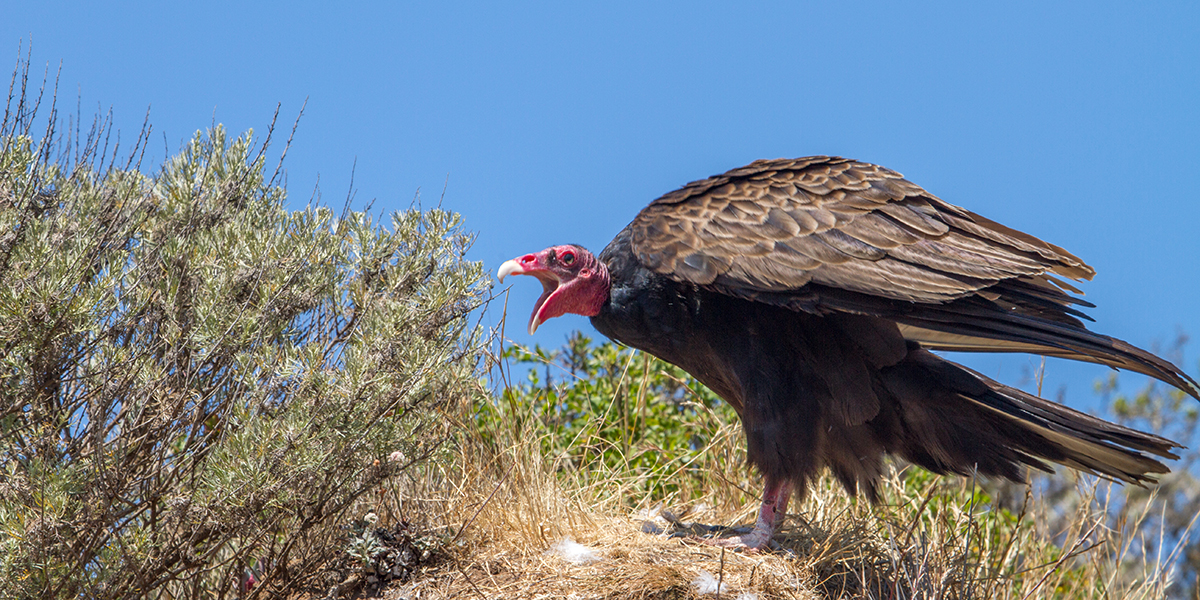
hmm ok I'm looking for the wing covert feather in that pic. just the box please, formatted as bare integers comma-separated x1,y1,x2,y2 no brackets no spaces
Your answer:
628,156,1095,304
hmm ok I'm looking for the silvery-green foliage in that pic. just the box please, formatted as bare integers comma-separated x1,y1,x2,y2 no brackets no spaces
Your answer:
0,63,488,598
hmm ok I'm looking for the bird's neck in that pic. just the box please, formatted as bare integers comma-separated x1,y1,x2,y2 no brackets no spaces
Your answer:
578,259,611,317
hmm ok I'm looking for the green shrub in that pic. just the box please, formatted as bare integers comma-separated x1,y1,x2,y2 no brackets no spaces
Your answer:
0,61,488,599
484,332,742,504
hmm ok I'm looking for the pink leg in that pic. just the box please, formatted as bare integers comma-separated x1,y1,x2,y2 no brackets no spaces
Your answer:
706,478,791,550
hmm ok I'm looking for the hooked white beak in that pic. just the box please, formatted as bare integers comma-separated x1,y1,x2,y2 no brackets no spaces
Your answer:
497,259,524,283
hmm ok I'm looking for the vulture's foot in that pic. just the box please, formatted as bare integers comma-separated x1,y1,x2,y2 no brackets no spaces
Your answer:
669,478,792,552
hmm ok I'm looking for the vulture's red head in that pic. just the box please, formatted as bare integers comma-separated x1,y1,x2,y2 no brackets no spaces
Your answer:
497,245,610,334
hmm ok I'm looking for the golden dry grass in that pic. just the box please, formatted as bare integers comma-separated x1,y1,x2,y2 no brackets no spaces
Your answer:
365,421,1180,600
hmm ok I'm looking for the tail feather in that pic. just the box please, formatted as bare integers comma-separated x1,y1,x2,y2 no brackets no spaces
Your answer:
881,350,1178,486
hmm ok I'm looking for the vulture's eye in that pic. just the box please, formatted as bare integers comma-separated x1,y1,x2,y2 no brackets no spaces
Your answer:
561,251,576,266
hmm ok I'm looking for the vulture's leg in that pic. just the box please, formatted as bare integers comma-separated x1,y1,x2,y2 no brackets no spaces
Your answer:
707,477,791,550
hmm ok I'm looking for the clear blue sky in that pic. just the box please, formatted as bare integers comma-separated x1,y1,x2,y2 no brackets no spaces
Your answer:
7,2,1198,408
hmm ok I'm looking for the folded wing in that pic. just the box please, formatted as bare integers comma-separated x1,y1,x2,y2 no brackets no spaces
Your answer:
628,156,1199,398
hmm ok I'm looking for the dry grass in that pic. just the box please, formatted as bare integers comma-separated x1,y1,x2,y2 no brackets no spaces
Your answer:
358,408,1181,599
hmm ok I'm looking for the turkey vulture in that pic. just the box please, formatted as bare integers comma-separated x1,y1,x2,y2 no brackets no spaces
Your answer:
498,156,1199,550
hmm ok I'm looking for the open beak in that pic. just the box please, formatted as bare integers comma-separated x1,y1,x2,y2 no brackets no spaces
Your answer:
497,258,560,335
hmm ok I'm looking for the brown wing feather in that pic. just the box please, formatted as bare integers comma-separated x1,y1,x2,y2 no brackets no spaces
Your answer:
630,156,1092,303
628,156,1199,398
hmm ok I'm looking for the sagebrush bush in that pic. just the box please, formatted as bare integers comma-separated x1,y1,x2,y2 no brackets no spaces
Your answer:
0,60,489,599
